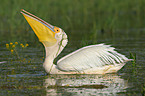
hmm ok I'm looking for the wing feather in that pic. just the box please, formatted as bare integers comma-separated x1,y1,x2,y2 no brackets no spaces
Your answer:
57,44,129,72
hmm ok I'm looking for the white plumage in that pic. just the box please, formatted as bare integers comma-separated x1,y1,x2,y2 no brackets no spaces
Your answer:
57,44,129,72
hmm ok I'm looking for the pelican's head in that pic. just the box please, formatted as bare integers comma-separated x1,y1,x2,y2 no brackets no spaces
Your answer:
21,9,67,48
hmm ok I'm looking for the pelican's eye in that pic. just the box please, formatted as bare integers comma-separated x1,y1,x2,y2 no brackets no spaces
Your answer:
54,26,60,33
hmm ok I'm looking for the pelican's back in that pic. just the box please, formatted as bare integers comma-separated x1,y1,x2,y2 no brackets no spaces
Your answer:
57,44,130,72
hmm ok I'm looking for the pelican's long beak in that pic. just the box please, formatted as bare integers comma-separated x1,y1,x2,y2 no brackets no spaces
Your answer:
21,9,57,47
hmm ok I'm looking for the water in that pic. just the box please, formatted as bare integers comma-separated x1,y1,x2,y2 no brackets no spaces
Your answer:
0,29,145,96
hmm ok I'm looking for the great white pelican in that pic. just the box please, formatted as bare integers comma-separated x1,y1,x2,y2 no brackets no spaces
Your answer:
21,9,132,74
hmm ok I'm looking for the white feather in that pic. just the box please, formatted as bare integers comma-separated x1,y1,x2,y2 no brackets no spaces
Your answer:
57,44,130,72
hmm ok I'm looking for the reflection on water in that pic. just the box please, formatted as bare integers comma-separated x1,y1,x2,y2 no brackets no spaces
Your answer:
44,74,128,96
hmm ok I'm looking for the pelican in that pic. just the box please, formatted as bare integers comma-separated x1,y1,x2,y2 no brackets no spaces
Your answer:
21,9,132,74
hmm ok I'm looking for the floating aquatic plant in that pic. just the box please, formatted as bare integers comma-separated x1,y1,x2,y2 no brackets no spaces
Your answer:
5,42,44,64
6,42,29,59
6,42,29,52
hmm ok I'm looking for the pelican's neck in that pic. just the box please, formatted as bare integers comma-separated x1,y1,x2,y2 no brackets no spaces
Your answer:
42,39,67,73
43,43,59,73
42,32,68,73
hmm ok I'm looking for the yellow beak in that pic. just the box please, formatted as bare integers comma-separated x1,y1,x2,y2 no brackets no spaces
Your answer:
21,9,57,47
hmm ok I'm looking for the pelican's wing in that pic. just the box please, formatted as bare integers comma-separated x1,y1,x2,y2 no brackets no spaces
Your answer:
57,44,130,72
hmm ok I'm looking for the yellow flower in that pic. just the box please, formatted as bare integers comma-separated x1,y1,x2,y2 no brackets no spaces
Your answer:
25,44,29,47
12,45,15,48
6,44,9,49
15,42,18,45
20,43,23,46
11,49,14,53
22,45,25,48
23,58,26,61
10,42,13,45
20,43,24,48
